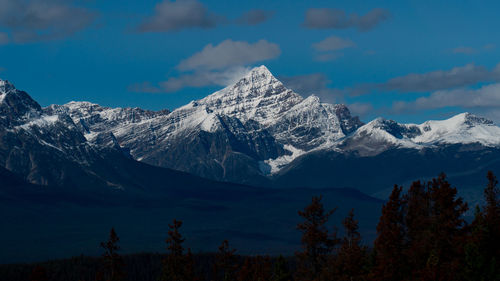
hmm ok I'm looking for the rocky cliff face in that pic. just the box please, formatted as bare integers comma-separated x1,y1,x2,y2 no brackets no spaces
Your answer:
47,66,363,184
2,65,500,188
0,80,138,188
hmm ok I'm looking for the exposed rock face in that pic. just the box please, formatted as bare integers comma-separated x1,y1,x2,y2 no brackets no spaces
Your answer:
2,65,500,188
43,66,363,184
0,80,135,188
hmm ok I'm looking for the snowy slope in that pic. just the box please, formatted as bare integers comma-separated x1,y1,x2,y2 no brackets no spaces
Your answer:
413,113,500,146
341,113,500,156
196,65,303,125
51,66,362,180
3,63,500,185
0,79,132,187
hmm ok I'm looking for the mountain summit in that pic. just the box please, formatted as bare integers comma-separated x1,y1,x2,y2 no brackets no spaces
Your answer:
192,65,303,125
1,67,500,187
0,79,16,94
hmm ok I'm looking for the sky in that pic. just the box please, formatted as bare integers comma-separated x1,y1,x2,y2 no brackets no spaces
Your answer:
1,0,500,124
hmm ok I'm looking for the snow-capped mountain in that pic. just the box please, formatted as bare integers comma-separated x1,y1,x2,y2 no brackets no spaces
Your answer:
2,65,500,188
342,113,500,156
47,66,363,184
0,79,162,189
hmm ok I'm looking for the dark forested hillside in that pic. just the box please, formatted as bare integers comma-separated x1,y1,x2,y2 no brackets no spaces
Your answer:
1,172,498,281
0,165,383,264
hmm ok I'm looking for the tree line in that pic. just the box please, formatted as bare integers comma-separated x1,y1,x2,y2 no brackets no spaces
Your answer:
16,172,500,281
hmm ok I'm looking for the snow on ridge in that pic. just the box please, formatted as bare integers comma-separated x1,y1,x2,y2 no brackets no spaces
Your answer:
351,112,500,150
0,79,15,93
189,65,303,125
262,144,306,174
18,114,59,130
5,68,500,177
412,113,500,146
0,80,16,103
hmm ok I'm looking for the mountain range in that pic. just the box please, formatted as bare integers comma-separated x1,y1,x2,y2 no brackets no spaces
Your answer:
2,66,500,193
1,66,500,262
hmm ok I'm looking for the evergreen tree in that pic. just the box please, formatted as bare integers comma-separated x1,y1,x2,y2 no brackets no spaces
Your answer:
213,240,237,281
463,206,490,281
463,171,500,280
404,180,431,279
237,256,272,281
100,227,125,281
160,219,194,281
483,171,500,260
251,256,272,281
421,174,468,281
30,265,49,281
237,257,253,281
295,195,338,281
373,185,407,281
271,255,292,281
333,209,368,281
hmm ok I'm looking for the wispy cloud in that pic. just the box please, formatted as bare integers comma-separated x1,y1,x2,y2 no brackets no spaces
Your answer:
279,73,372,118
312,36,356,52
393,83,500,112
138,0,274,32
303,8,390,31
314,53,345,62
348,102,374,117
451,44,496,55
351,63,500,95
280,73,344,102
392,82,500,122
130,39,281,93
0,0,97,43
178,39,281,71
138,0,221,32
130,66,252,93
452,46,476,54
312,36,355,62
0,32,9,45
235,10,274,25
383,63,500,92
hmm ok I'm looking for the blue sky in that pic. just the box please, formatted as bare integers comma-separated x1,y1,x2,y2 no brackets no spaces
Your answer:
1,0,500,123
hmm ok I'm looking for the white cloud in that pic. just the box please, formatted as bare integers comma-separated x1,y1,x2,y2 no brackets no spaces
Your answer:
383,63,500,93
236,10,274,25
393,83,500,112
304,8,390,31
348,102,373,117
311,36,355,62
138,0,221,32
312,36,356,52
0,32,9,45
0,0,96,43
177,39,281,71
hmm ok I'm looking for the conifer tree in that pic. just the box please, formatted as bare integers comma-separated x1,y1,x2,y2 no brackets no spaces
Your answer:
404,180,431,279
483,171,500,258
185,248,200,281
160,219,194,281
421,174,468,281
237,256,272,281
30,265,49,281
237,257,253,281
463,171,500,280
295,195,338,281
213,240,237,281
271,255,292,281
373,185,407,281
334,209,368,281
100,227,124,281
251,256,272,281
